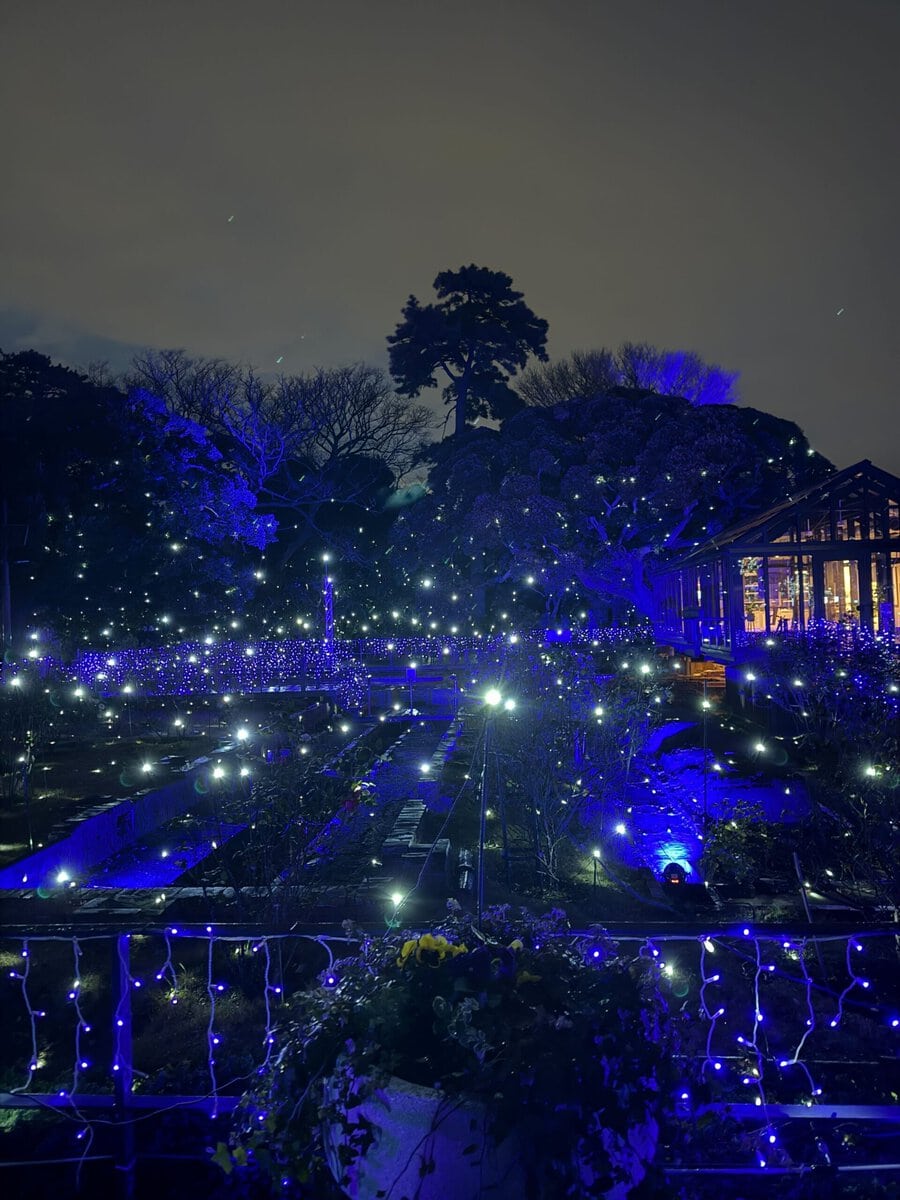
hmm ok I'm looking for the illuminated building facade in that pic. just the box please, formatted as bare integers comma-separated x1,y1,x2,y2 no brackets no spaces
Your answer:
652,460,900,655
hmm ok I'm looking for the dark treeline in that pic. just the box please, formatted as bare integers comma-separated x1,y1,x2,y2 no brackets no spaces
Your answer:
1,264,832,650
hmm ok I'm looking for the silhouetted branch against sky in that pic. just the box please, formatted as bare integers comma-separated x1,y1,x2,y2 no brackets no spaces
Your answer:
2,1,898,471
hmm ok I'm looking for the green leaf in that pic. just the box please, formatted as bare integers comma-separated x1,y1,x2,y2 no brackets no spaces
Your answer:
210,1142,233,1176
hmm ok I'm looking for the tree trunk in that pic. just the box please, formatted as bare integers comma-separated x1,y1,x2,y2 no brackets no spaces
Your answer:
454,386,466,437
453,361,473,437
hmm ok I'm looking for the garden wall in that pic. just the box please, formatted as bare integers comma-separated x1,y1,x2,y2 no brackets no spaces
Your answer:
0,773,215,890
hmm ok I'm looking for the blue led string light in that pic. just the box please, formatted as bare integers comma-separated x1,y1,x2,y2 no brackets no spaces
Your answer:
112,935,131,1077
156,928,179,1002
206,934,220,1115
734,934,770,1120
698,935,725,1077
1,924,896,1170
3,627,658,700
9,939,40,1090
70,937,89,1095
261,939,274,1067
782,936,821,1098
830,936,869,1030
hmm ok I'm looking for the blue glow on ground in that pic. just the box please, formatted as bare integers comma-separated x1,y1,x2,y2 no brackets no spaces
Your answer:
610,783,702,878
83,818,245,888
643,721,696,755
601,724,810,881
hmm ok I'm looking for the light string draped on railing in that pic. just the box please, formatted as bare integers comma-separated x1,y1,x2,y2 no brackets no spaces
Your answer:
155,928,179,1000
3,930,354,1102
206,933,219,1113
831,936,870,1029
260,938,276,1072
698,935,726,1079
113,935,130,1078
741,935,775,1162
781,936,820,1097
2,925,897,1178
69,937,89,1095
9,938,39,1091
608,928,899,1108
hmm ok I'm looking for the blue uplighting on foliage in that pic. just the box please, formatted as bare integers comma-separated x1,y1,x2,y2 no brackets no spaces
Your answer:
654,841,694,877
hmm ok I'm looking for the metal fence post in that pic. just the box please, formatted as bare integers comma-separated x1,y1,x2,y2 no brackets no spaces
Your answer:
113,934,135,1199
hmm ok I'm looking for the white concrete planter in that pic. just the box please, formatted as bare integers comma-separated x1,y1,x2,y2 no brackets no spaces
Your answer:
323,1075,519,1200
582,1116,659,1200
323,1075,656,1199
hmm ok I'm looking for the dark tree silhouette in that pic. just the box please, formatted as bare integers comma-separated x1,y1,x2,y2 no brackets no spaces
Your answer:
127,348,241,429
0,350,130,646
388,265,549,436
0,350,273,647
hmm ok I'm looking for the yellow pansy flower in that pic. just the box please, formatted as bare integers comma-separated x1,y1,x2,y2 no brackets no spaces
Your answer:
516,970,542,985
396,939,419,967
396,933,469,968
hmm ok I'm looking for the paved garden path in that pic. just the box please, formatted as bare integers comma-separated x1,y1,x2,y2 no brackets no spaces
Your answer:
364,717,453,811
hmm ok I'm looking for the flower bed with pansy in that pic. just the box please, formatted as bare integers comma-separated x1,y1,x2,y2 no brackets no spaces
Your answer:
227,904,681,1197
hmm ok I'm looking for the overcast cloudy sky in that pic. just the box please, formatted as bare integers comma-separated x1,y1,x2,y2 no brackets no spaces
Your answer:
3,0,898,471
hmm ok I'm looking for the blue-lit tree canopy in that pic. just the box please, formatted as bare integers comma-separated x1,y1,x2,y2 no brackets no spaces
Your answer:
388,392,832,625
518,343,741,409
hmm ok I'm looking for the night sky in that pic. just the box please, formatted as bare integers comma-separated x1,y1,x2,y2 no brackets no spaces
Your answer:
3,1,898,473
